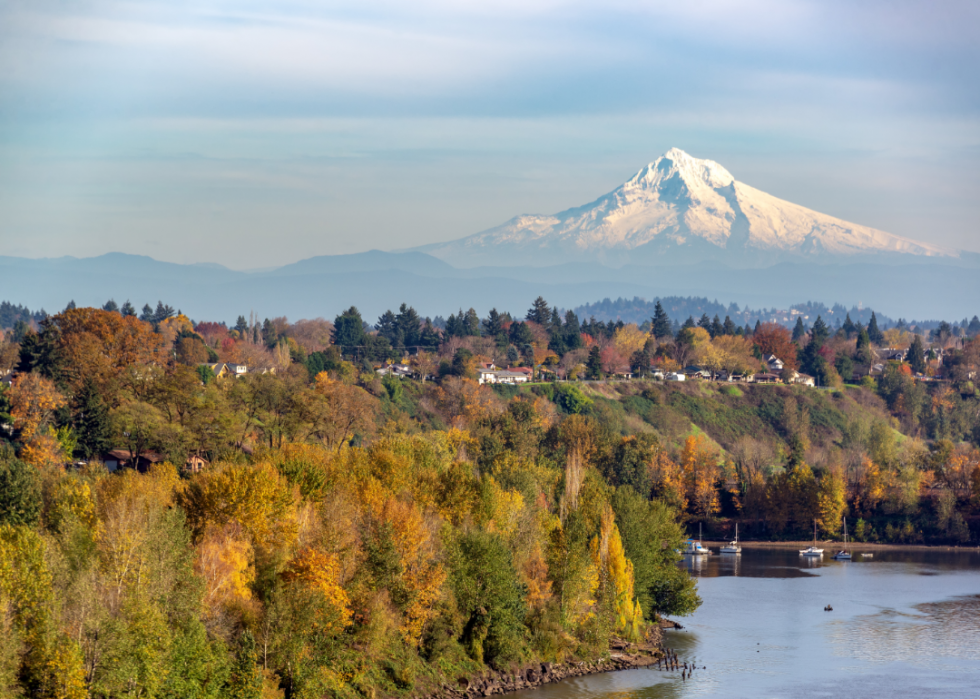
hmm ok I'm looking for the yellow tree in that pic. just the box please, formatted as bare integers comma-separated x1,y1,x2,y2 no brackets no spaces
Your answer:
593,506,644,641
612,325,649,357
816,467,847,537
680,435,720,518
195,522,255,616
282,547,352,633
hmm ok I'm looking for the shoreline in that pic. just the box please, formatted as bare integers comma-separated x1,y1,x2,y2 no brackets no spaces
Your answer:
702,540,980,552
422,627,672,698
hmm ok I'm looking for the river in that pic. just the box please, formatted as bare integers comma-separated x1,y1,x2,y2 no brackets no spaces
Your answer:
509,547,980,698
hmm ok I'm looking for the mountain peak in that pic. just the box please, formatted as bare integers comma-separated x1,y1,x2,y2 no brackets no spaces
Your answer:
626,148,735,192
415,151,955,267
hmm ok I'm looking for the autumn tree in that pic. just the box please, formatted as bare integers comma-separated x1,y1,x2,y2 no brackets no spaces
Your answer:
752,323,797,369
679,435,721,518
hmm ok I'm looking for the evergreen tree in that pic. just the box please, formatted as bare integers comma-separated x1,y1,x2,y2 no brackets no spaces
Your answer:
463,308,481,337
810,316,830,348
72,379,111,459
140,304,156,322
419,321,441,350
526,296,551,325
697,314,712,331
261,318,278,348
508,321,533,347
908,335,926,374
867,311,884,344
842,313,857,338
682,316,697,331
376,310,398,345
709,315,723,338
563,310,583,350
102,299,119,313
855,326,873,365
120,300,136,317
396,303,422,347
154,301,175,323
332,307,367,356
445,312,462,338
722,316,737,337
482,309,504,337
792,317,806,342
753,319,762,335
64,300,77,311
586,345,603,380
235,315,249,335
968,315,980,337
506,345,520,366
651,301,673,339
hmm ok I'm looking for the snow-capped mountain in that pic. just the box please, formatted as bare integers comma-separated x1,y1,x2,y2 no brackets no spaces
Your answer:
416,148,955,267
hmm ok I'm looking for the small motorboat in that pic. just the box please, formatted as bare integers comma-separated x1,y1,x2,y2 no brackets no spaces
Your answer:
800,520,824,557
832,517,852,560
720,523,742,554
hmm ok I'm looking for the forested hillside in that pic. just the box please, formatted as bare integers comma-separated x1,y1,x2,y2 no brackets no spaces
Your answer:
0,301,978,698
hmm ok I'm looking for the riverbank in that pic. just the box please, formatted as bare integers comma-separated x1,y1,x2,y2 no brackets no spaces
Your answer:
705,540,980,552
420,628,666,699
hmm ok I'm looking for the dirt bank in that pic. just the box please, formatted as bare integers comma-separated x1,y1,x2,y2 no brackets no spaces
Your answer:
422,627,669,698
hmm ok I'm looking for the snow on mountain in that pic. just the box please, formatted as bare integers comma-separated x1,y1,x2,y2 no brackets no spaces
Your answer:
417,148,955,267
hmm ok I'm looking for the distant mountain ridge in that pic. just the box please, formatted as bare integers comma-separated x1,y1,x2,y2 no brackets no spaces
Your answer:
1,250,978,326
415,148,958,267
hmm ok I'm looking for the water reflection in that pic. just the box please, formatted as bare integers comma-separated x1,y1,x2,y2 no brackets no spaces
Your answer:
827,594,980,666
507,548,980,699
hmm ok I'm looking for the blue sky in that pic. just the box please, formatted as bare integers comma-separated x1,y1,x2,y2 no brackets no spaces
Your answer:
1,0,978,269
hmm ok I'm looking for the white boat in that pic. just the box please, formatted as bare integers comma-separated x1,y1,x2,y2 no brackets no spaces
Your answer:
800,520,824,557
832,517,852,561
720,523,741,554
682,523,711,556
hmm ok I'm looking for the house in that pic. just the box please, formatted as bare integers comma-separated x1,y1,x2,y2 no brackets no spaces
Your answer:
752,372,781,384
790,373,816,387
765,354,784,373
101,449,165,473
666,372,686,382
226,363,249,377
478,368,499,385
878,348,907,362
683,366,710,379
494,370,530,385
651,370,666,380
185,454,209,473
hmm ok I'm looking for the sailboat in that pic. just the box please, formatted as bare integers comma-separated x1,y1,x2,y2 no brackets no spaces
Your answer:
682,522,711,556
832,517,852,560
720,523,741,554
799,520,824,557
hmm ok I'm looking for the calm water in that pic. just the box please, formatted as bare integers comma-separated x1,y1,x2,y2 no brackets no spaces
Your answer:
510,548,980,699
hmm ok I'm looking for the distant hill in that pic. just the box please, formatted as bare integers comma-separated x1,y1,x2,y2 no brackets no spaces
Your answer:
1,250,977,325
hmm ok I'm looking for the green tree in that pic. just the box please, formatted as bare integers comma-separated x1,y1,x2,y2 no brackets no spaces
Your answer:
226,630,263,699
908,335,926,373
867,312,884,344
586,345,603,380
554,383,593,415
611,487,701,618
448,531,527,668
855,326,873,365
526,297,551,326
792,317,806,342
0,459,41,527
651,302,673,340
332,307,367,356
72,378,111,459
